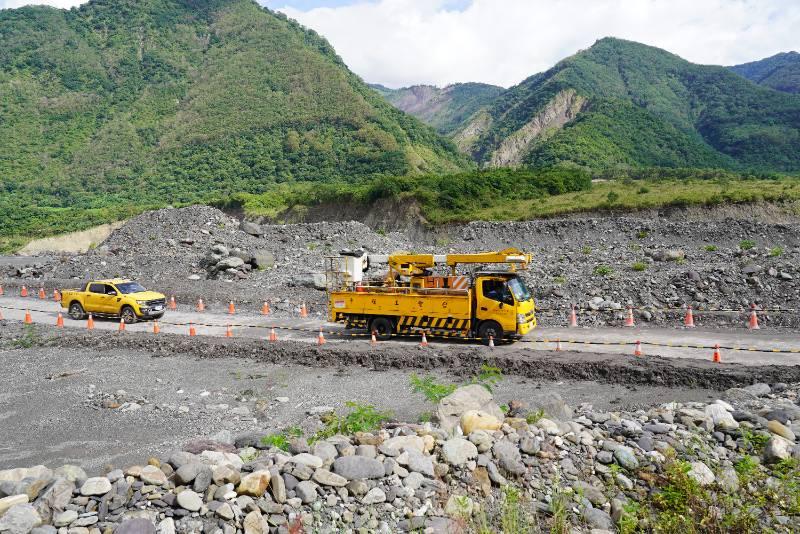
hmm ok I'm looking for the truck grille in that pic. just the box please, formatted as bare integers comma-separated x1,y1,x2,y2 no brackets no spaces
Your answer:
144,298,166,307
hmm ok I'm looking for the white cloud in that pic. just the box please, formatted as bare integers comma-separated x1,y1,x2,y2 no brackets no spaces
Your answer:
276,0,800,88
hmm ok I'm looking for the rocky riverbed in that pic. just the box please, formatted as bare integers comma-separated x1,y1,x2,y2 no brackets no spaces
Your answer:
3,203,799,328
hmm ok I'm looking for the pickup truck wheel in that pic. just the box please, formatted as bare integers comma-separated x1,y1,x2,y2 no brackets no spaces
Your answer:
478,321,503,345
68,302,86,321
369,317,394,341
121,306,138,324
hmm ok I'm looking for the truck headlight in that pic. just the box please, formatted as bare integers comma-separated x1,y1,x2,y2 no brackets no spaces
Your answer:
517,313,526,324
137,300,149,308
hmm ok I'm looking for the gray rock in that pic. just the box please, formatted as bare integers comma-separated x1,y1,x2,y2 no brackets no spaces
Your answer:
79,477,111,496
573,481,607,506
30,527,56,534
295,481,318,504
34,478,73,523
176,490,203,512
240,221,263,236
332,456,385,480
192,466,213,493
175,463,206,485
311,441,338,462
717,467,739,493
441,439,478,466
167,451,198,469
216,256,245,271
361,487,386,505
405,450,434,477
519,437,540,455
742,383,771,396
687,461,715,486
251,250,275,269
492,441,525,476
436,384,504,435
0,504,42,534
583,507,614,530
269,468,285,503
764,436,792,463
52,466,86,484
613,446,639,470
403,472,424,491
312,469,347,487
115,518,156,534
53,510,78,527
528,392,573,421
215,503,234,520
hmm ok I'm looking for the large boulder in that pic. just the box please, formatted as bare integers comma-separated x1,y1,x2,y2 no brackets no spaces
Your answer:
436,385,504,435
528,392,573,421
251,250,275,269
240,221,264,237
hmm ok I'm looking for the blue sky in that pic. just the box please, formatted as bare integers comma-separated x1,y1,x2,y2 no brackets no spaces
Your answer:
1,0,798,88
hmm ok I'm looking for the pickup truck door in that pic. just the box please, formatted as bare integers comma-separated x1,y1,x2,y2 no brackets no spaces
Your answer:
86,283,112,314
476,277,517,334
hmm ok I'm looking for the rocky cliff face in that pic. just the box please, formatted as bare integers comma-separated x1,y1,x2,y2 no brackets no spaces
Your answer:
488,89,585,167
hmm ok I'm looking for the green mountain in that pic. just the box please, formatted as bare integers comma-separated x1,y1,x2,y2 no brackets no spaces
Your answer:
373,83,505,135
730,52,800,94
0,0,467,211
459,38,800,171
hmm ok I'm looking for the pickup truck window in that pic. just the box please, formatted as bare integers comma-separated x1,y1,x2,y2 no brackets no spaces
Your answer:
116,282,146,294
89,283,105,294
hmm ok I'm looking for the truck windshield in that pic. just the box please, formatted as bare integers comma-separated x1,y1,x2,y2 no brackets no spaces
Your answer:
507,277,531,302
115,282,146,294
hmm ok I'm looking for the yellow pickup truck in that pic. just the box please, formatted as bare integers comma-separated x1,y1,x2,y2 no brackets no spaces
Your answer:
60,279,166,323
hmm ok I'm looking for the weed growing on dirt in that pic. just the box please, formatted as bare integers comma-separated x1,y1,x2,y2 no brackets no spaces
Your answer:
260,426,303,451
593,265,614,276
526,409,545,425
500,485,536,533
409,373,456,403
740,428,770,453
631,261,648,272
12,325,39,349
636,229,649,239
553,275,567,285
470,364,503,393
581,246,592,255
770,246,784,257
312,402,392,442
704,244,717,252
739,239,756,250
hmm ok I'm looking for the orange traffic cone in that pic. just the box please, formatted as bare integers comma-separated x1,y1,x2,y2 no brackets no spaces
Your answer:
153,321,160,334
118,318,126,332
568,305,578,328
269,328,278,342
24,309,32,324
684,306,695,328
748,304,760,330
169,296,177,310
634,340,643,357
38,287,45,299
226,324,233,338
261,301,271,315
20,286,28,298
624,307,635,327
197,298,205,312
0,284,4,296
228,301,235,315
87,314,95,330
317,327,326,345
555,339,562,352
488,335,495,349
712,343,721,363
371,330,377,346
0,309,5,320
53,289,61,302
300,303,308,318
56,312,64,328
420,332,428,347
189,323,196,336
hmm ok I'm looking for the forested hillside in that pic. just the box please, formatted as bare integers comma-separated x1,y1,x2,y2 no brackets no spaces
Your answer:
0,0,467,213
455,38,800,171
730,51,800,94
372,83,505,135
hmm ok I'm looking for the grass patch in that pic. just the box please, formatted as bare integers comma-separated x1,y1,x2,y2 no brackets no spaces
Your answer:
312,402,392,442
593,264,614,276
739,239,756,250
631,261,648,272
770,246,784,257
704,244,718,252
409,374,457,403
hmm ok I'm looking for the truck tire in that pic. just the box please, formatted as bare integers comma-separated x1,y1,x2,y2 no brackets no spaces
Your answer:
120,306,138,324
68,301,86,321
369,317,394,341
477,321,503,345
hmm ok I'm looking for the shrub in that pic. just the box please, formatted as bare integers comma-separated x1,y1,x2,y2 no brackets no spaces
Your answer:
312,402,392,441
553,275,567,285
581,246,592,255
470,364,503,393
594,265,614,276
632,261,648,272
636,230,649,239
704,244,717,252
409,374,456,403
770,246,784,257
739,239,756,250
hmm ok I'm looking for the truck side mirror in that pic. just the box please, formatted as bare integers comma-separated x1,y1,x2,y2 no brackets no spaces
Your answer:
108,290,117,296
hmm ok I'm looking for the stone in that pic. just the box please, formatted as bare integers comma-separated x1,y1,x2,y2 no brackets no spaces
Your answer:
492,441,526,476
289,454,323,469
175,463,205,485
212,464,241,486
583,508,614,530
764,436,793,463
536,418,561,436
467,430,494,453
472,467,491,497
436,384,504,435
460,410,503,435
242,511,264,534
157,519,175,534
404,450,434,477
80,478,111,496
237,471,271,497
312,469,347,487
269,468,285,503
573,481,607,507
116,519,156,534
30,527,55,534
0,495,28,516
441,439,478,466
403,472,424,490
240,221,263,236
52,466,86,484
361,487,386,505
768,420,796,442
717,467,739,493
0,504,41,534
0,467,51,484
613,446,639,470
688,462,715,486
192,466,213,493
295,481,318,504
382,436,424,454
176,490,203,512
215,256,245,270
215,503,234,520
528,392,573,421
251,250,275,269
311,442,338,462
705,404,739,430
519,437,540,455
139,466,167,486
444,495,473,519
742,383,771,396
53,510,78,527
332,456,385,480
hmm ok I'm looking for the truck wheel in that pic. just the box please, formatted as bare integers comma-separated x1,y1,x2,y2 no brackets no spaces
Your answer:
478,321,503,345
121,306,138,324
68,302,86,321
369,317,394,341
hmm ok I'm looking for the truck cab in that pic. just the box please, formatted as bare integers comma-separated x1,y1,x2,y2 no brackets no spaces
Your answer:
60,279,166,323
475,273,536,340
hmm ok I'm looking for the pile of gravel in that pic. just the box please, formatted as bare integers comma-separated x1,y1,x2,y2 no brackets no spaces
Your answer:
1,382,799,533
7,205,800,327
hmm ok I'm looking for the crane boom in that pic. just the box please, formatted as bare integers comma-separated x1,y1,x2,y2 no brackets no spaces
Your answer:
387,247,531,276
